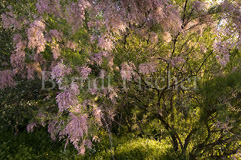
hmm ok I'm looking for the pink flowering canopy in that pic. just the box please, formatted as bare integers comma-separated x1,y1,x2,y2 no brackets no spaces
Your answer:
0,0,240,158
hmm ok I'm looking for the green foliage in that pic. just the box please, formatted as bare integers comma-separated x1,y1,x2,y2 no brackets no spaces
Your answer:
0,129,189,160
0,128,80,160
0,79,58,133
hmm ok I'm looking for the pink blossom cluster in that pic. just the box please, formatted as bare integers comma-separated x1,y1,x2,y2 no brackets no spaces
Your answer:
108,88,118,104
192,1,206,12
66,41,78,51
48,119,64,140
27,20,46,54
93,106,102,125
1,5,21,30
120,62,135,80
99,69,107,79
106,0,182,33
13,34,23,44
10,51,25,69
56,83,80,112
213,41,233,66
45,30,63,60
98,35,114,51
170,57,185,66
51,62,72,79
220,1,241,49
51,43,61,60
102,3,127,33
36,0,51,14
10,34,26,69
46,29,63,42
26,64,35,80
15,40,26,52
139,62,157,75
65,1,90,31
0,70,16,89
215,54,230,66
36,0,62,17
63,113,90,154
91,52,103,66
80,66,92,79
27,122,37,133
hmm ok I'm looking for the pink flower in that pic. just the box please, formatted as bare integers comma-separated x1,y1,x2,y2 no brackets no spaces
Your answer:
1,6,21,30
0,70,16,89
36,0,51,14
63,113,88,154
213,41,232,66
10,51,25,68
170,57,185,66
27,20,46,54
89,88,97,95
99,69,106,79
46,29,63,42
109,88,118,104
120,62,134,80
103,5,127,33
139,62,157,75
15,41,26,52
65,1,90,31
66,41,78,51
56,83,80,112
2,13,12,29
91,53,103,66
93,106,102,125
80,66,91,79
98,35,114,51
26,64,35,80
51,62,72,79
36,0,62,17
13,34,22,44
48,120,62,140
192,1,205,12
27,122,37,133
51,43,61,60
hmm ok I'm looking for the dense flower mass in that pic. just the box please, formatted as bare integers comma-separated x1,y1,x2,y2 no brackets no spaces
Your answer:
98,35,114,51
63,113,90,154
56,83,80,112
27,20,46,54
51,43,61,60
120,62,135,80
91,52,103,66
48,120,63,141
139,62,157,75
10,51,25,69
46,29,63,42
65,0,91,31
1,5,21,30
80,66,92,79
51,62,72,80
213,41,233,66
36,0,62,17
0,70,16,89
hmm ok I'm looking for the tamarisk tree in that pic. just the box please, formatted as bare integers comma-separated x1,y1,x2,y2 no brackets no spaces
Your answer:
0,0,240,158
